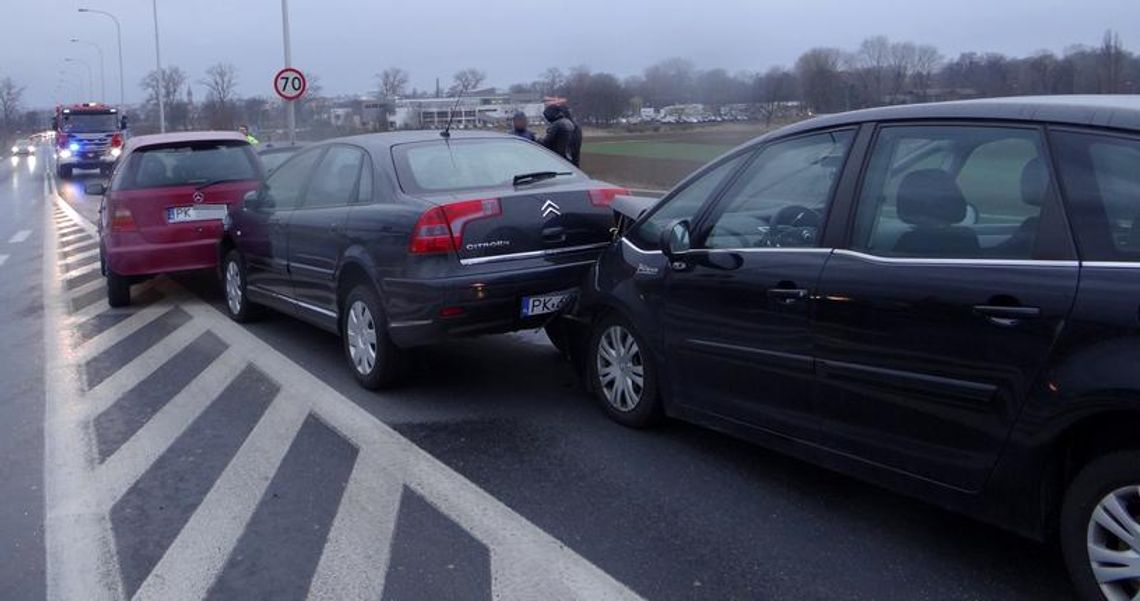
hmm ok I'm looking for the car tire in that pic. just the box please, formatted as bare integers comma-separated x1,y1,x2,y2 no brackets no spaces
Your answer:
1061,450,1140,601
342,284,401,390
106,269,130,308
544,319,569,356
587,314,661,428
222,250,260,323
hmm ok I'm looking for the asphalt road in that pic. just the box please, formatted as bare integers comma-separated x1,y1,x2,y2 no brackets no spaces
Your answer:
0,149,1080,600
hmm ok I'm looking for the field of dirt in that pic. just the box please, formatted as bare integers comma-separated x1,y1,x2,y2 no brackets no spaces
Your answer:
580,153,705,191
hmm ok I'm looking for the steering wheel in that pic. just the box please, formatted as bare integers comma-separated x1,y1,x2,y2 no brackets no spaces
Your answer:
758,205,822,247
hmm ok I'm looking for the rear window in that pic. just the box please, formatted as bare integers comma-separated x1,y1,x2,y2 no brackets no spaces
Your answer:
61,113,120,133
116,140,260,191
392,138,580,194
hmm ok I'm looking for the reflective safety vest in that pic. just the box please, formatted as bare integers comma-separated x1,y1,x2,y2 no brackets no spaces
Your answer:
245,134,260,145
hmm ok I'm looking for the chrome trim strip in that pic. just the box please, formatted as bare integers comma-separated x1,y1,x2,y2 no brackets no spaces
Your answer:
247,285,338,318
620,238,832,255
458,242,609,266
389,319,433,328
620,238,659,254
832,249,1079,268
1082,261,1140,269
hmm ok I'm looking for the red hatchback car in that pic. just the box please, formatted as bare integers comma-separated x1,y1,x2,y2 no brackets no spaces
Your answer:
88,132,263,306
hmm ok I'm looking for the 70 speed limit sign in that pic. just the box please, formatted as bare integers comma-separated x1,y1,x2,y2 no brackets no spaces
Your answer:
274,67,307,101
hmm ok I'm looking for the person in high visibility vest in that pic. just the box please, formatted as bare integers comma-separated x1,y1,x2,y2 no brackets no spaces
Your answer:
239,124,259,145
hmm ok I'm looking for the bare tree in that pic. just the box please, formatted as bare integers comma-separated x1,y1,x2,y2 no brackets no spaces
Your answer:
0,77,26,136
1098,29,1127,93
755,67,797,125
201,63,238,128
141,67,186,110
449,68,486,95
887,41,918,99
855,35,892,104
912,44,944,100
796,47,844,114
378,67,409,99
539,67,565,95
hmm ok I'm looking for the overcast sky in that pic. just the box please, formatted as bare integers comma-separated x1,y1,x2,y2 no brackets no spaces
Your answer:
2,0,1137,108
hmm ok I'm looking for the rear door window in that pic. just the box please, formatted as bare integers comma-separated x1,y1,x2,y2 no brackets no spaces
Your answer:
1051,131,1140,261
118,141,259,190
264,148,324,210
302,146,364,209
852,125,1049,259
392,138,583,194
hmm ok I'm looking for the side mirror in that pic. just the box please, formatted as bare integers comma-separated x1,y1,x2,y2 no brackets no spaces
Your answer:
962,203,980,226
242,189,260,210
660,219,692,260
84,182,107,196
120,115,129,130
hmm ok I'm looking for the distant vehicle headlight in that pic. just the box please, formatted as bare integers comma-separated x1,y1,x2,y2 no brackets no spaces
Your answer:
10,146,17,153
110,147,122,158
26,146,34,153
59,149,73,159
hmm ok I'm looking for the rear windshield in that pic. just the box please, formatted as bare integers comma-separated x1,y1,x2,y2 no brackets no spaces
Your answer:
258,149,299,173
116,141,260,191
392,138,579,194
61,113,119,133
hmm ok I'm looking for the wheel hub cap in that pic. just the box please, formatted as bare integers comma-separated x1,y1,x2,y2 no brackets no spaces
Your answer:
225,261,241,315
1088,485,1140,601
596,325,644,412
346,300,378,375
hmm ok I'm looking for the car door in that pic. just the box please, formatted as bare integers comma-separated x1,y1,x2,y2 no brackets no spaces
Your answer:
812,123,1079,492
662,128,857,442
243,146,324,297
287,145,365,313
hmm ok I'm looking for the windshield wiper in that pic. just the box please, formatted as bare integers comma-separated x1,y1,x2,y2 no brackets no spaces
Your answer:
512,171,572,187
194,178,253,191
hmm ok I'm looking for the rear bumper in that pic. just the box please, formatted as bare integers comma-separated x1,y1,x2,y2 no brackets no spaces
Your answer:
58,152,116,167
383,258,597,347
104,236,221,276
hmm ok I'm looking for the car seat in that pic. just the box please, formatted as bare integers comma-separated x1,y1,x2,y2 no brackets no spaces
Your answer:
892,169,980,257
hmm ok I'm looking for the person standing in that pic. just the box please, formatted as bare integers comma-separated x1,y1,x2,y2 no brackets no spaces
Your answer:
238,124,259,145
539,100,581,166
509,111,536,141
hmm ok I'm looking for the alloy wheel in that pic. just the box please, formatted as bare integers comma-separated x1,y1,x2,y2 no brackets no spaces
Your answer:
596,325,644,412
1087,485,1140,601
225,260,242,315
346,300,378,375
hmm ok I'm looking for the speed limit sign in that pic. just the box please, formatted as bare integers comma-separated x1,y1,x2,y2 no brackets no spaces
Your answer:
274,67,307,101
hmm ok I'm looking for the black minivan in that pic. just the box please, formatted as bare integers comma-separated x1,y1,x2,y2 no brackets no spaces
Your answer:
575,96,1140,601
219,130,625,388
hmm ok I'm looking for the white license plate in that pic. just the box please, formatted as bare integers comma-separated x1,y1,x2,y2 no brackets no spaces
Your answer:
167,205,228,223
521,290,576,317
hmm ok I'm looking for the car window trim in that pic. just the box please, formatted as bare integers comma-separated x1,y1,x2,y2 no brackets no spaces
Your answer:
295,144,367,211
691,125,860,251
839,120,1077,263
268,146,327,211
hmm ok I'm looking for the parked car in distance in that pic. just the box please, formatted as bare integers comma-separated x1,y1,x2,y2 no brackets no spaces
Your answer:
10,138,34,155
574,95,1140,601
90,131,262,307
256,143,304,174
219,130,627,389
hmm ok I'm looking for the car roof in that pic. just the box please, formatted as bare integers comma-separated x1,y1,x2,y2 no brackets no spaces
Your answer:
313,129,522,152
125,130,249,151
767,95,1140,142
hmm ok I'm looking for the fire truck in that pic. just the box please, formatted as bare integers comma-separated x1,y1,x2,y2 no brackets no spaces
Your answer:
52,103,127,179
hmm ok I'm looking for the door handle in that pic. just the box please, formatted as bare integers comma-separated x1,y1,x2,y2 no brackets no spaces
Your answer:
767,288,809,303
973,304,1040,326
329,223,341,234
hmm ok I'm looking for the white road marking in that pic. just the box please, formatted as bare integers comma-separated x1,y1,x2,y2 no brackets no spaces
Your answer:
0,254,8,267
44,186,645,601
9,229,30,243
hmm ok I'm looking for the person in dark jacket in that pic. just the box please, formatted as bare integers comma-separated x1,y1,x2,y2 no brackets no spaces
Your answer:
539,103,582,166
509,111,536,141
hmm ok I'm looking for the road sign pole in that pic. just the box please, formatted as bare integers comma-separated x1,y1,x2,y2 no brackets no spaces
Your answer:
282,0,295,145
152,0,165,133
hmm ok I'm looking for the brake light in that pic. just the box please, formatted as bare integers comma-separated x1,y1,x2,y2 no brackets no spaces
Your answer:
110,207,136,232
409,198,501,255
588,187,630,207
111,133,123,148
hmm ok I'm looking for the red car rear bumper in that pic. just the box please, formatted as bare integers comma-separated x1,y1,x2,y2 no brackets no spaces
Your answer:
104,234,220,276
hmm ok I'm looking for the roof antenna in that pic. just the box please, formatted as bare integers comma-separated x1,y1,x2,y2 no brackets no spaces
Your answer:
440,84,468,139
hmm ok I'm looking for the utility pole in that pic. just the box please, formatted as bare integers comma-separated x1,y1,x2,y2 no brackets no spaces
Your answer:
282,0,296,144
78,8,126,107
151,0,166,132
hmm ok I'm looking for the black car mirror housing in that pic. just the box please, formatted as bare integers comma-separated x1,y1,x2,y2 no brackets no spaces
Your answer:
661,219,692,260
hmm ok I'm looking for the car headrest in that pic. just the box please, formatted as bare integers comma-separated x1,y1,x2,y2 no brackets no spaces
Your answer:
897,169,967,227
1020,158,1049,207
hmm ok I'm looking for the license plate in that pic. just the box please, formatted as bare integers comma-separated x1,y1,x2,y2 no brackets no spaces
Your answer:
167,205,228,223
521,290,576,317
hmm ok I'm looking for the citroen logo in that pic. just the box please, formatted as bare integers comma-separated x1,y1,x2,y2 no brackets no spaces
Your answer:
541,200,561,219
192,191,205,204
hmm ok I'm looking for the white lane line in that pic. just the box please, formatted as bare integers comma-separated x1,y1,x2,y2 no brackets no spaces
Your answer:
54,190,99,237
79,303,174,356
81,321,208,419
95,350,248,506
62,259,102,280
0,254,8,267
306,448,406,601
67,280,160,324
62,247,100,264
133,394,308,601
8,229,30,243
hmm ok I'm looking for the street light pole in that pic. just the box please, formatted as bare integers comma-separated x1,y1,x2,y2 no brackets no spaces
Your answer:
151,0,166,132
282,0,296,144
70,39,106,103
64,58,94,99
78,8,126,108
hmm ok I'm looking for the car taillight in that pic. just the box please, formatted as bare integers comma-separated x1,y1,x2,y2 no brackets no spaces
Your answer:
409,198,501,255
111,133,123,148
110,206,136,232
588,187,630,207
